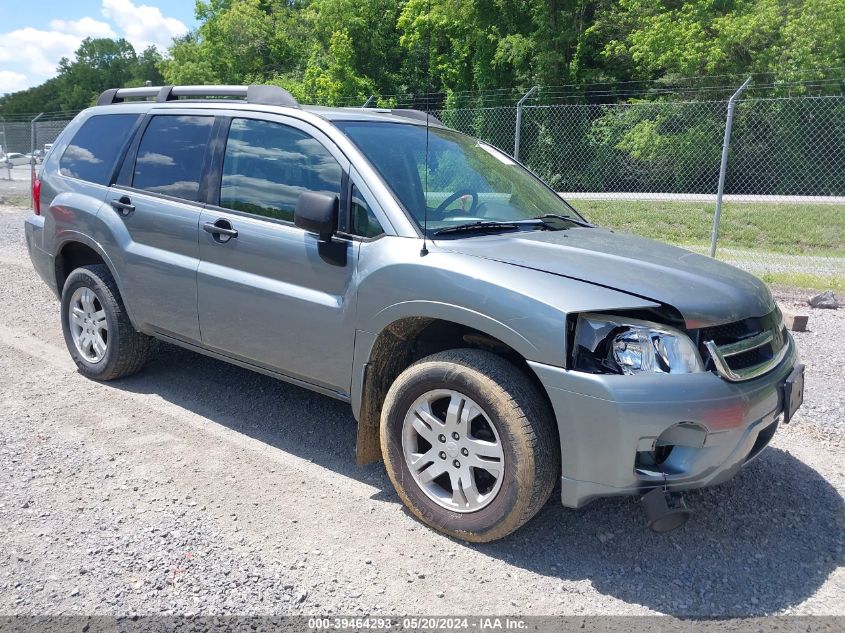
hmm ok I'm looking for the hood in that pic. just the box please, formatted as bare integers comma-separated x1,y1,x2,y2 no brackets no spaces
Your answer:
436,227,774,328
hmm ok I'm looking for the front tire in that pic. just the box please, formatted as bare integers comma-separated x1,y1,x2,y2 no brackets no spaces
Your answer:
380,349,559,542
60,264,151,381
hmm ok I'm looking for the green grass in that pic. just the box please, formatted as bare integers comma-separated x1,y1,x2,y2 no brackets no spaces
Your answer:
0,193,30,207
575,199,845,257
758,271,845,292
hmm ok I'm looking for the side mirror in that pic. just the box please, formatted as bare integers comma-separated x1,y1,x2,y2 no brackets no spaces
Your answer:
294,192,338,242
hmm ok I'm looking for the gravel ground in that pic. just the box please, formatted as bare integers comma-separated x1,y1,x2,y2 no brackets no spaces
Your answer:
0,201,843,618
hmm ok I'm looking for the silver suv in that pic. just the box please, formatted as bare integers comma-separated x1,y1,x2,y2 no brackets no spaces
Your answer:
25,85,804,541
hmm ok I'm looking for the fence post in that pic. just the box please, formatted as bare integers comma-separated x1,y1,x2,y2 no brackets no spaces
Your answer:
514,86,538,161
30,113,43,209
709,78,751,257
0,116,10,181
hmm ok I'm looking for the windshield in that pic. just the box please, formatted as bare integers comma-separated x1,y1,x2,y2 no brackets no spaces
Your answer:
336,121,585,235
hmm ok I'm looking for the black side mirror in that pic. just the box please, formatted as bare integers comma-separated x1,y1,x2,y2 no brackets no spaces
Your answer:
294,192,338,242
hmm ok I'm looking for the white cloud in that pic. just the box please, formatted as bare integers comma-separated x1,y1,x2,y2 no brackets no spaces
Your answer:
0,19,116,86
0,70,28,94
48,17,116,39
101,0,188,52
0,1,187,94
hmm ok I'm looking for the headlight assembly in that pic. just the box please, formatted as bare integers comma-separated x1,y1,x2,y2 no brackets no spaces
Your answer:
571,313,703,375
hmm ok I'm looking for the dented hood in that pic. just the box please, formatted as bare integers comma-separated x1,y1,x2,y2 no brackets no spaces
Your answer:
436,227,775,328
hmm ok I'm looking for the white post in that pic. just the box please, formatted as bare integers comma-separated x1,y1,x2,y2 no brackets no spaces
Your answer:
709,78,751,258
514,86,538,161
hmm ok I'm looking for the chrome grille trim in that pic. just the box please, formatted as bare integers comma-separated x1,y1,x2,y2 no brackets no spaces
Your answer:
704,311,788,382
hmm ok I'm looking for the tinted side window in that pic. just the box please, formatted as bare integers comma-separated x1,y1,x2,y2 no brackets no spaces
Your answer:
59,114,139,185
220,118,342,222
350,185,384,238
132,115,214,202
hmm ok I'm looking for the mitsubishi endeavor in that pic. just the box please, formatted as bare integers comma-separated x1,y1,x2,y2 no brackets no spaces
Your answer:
25,84,804,541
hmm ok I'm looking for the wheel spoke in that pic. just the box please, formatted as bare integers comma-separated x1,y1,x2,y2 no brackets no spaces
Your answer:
444,393,465,427
92,309,106,324
411,409,437,444
410,408,439,443
459,401,480,426
458,469,482,506
416,461,447,486
465,436,503,461
70,310,85,327
467,455,503,479
408,448,436,472
449,471,466,507
92,334,107,358
80,289,96,313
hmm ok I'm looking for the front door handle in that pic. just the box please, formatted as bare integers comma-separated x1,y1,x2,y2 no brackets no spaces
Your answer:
110,196,135,216
203,219,238,239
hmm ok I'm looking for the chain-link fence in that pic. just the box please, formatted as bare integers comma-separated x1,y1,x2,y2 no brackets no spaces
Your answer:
0,116,73,157
437,94,845,289
2,93,843,289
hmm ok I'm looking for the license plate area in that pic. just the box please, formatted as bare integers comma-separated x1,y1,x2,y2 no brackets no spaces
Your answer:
782,364,805,423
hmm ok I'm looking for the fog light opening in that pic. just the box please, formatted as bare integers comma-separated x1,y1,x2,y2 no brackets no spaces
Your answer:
635,444,674,469
641,487,692,533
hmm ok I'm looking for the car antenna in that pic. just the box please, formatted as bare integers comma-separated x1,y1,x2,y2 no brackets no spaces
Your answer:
420,0,432,257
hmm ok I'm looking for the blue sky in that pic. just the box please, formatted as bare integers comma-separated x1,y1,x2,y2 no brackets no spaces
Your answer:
0,0,199,94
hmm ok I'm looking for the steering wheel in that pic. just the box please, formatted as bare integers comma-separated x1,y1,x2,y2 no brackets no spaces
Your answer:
434,188,479,217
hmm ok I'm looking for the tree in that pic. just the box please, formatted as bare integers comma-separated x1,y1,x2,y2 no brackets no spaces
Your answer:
0,38,165,115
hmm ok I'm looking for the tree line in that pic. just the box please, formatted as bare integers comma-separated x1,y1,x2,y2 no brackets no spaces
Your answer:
2,0,844,115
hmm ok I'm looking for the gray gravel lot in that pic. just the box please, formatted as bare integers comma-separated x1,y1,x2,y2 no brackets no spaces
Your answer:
0,200,843,618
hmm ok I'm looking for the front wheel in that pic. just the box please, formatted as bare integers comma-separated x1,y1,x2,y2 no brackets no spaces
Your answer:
380,349,559,542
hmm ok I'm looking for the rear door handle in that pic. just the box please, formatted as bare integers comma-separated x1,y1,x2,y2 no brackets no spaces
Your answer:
110,196,135,216
203,219,238,239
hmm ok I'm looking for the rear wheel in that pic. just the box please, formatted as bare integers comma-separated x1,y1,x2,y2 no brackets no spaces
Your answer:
60,264,152,380
380,349,559,542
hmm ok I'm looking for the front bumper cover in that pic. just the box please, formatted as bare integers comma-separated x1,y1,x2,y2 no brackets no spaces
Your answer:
529,334,799,508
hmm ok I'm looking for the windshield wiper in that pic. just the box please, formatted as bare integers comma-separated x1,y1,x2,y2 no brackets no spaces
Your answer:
433,220,543,236
535,213,595,228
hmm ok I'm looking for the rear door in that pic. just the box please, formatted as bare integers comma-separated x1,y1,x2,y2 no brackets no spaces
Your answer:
196,114,357,394
105,113,215,343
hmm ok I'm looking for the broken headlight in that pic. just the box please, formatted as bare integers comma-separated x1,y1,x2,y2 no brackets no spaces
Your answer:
571,314,703,375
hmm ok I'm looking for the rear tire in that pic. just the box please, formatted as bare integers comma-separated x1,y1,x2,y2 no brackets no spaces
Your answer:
60,264,151,380
380,349,559,542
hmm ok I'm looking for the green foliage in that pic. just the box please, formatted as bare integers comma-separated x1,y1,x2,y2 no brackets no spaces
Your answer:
4,0,845,112
1,38,164,115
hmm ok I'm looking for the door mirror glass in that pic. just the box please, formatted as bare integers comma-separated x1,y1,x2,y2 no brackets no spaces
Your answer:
295,192,338,241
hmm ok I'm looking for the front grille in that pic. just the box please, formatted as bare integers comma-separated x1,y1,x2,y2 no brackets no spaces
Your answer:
698,308,788,382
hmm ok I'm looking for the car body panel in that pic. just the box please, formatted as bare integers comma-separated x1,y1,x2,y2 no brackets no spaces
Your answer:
437,228,775,328
25,96,802,513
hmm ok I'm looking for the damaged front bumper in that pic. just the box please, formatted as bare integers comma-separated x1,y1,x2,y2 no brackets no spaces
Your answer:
528,334,800,509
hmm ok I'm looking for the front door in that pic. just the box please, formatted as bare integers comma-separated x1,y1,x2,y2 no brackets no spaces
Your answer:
197,115,357,394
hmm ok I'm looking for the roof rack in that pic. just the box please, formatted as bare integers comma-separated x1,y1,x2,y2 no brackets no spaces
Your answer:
362,108,443,126
96,85,300,109
390,109,443,126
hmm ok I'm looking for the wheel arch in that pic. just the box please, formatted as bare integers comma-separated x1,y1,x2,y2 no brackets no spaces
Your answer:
352,310,553,465
53,235,138,329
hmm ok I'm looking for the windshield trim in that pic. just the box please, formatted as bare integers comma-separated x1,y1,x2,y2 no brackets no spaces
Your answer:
335,120,587,237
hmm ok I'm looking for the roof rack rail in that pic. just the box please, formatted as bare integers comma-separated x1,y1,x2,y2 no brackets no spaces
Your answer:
367,108,443,126
96,85,300,109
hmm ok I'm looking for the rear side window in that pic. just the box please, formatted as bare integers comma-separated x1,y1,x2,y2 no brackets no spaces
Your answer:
132,115,214,202
59,114,138,185
219,118,342,221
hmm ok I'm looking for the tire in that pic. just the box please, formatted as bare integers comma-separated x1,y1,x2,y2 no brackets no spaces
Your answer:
60,264,152,381
380,349,559,542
